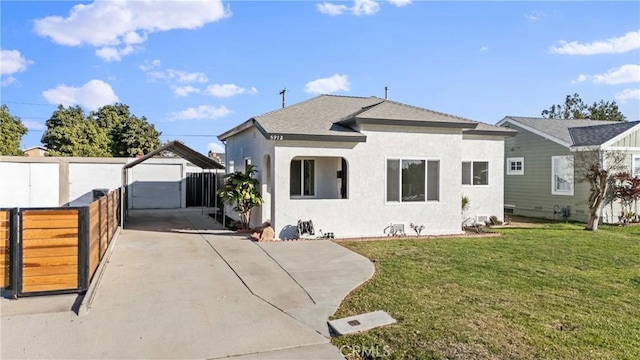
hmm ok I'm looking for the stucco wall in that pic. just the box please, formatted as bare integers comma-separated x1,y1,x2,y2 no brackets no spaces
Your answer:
461,135,506,224
270,126,469,239
0,162,60,207
223,127,275,227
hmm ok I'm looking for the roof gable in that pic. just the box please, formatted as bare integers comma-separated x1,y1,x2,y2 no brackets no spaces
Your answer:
219,94,514,142
498,116,617,147
569,121,640,147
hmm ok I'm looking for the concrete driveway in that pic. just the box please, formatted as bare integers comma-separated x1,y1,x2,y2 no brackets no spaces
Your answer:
1,209,374,359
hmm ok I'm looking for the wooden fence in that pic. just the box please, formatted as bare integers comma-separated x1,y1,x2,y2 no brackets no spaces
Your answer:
1,188,123,297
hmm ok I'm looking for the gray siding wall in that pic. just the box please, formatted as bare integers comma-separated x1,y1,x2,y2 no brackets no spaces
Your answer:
503,122,591,222
612,128,640,148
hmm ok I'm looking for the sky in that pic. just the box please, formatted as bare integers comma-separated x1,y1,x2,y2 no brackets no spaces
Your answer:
1,0,639,155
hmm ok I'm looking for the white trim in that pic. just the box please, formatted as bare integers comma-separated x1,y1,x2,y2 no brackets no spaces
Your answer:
506,157,524,175
498,118,571,148
606,146,640,151
551,155,574,196
290,158,316,198
228,160,235,173
570,145,601,152
384,157,441,203
600,123,640,149
632,155,640,177
461,160,490,186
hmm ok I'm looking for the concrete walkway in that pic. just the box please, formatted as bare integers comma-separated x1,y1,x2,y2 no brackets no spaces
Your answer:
1,209,374,359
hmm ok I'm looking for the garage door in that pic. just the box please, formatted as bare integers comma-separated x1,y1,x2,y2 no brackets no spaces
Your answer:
130,164,182,209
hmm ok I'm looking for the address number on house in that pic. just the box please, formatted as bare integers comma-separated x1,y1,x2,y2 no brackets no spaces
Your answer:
270,135,284,140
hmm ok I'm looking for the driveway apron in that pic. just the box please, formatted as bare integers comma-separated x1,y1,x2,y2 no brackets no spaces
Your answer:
1,209,373,359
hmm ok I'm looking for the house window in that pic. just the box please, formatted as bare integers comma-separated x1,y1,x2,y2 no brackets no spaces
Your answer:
506,157,524,175
462,161,489,185
633,155,640,177
290,159,315,197
386,159,439,202
552,155,574,196
228,160,235,174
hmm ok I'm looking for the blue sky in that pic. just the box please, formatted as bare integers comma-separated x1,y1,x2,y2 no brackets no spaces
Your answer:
2,1,639,155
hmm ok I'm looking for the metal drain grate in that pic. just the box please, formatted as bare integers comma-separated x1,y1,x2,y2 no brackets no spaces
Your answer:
347,320,361,326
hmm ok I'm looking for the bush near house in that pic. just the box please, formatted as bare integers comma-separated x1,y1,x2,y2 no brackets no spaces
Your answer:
332,222,640,360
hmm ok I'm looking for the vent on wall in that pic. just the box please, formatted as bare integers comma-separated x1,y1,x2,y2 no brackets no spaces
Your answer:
476,215,488,224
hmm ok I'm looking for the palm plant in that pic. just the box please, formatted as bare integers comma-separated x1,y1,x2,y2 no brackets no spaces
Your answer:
217,164,264,229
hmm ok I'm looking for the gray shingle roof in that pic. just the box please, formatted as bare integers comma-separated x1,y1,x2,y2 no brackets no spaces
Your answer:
252,95,381,139
501,116,615,145
219,94,514,141
569,121,640,146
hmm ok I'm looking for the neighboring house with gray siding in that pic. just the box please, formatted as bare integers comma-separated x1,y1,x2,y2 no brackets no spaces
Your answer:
497,116,640,223
219,94,515,239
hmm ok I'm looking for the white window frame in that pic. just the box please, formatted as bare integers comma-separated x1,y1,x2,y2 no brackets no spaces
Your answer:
228,160,235,174
506,157,524,176
551,155,574,196
290,158,316,198
633,155,640,177
385,157,440,203
462,161,489,186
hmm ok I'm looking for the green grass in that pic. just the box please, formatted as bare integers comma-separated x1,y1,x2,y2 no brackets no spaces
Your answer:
331,223,640,360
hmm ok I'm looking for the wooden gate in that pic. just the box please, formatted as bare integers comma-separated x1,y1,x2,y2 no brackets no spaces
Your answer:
1,210,10,288
19,209,82,295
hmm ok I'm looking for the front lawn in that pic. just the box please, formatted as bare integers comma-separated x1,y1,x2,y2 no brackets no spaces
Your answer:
331,223,640,359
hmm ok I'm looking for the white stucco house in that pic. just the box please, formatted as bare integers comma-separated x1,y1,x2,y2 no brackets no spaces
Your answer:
218,95,516,239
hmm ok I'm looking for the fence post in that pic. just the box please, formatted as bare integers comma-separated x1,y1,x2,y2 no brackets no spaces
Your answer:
10,209,21,298
78,207,90,292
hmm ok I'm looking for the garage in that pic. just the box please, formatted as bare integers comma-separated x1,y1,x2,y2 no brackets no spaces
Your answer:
121,141,224,222
129,163,183,209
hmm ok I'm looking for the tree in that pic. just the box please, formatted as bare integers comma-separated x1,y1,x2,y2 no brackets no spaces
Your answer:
41,105,111,157
93,104,161,157
218,164,264,229
574,150,627,231
0,104,28,155
541,93,626,121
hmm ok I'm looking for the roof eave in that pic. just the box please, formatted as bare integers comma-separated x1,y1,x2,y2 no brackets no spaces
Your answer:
464,129,517,137
499,117,571,148
264,133,366,143
346,117,477,129
123,141,223,170
218,119,255,141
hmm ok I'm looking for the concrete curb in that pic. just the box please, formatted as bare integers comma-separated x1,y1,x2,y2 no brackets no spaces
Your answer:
77,227,122,316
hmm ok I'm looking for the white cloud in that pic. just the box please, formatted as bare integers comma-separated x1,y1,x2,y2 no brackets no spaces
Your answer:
615,88,640,104
148,69,208,84
1,76,16,87
317,2,349,15
174,85,201,97
388,0,411,7
22,120,46,131
42,79,119,110
353,0,380,15
572,65,640,85
139,59,161,72
204,84,258,98
549,30,640,55
317,0,382,16
305,74,350,94
207,142,225,154
1,49,34,75
524,11,546,22
571,74,587,84
169,105,231,120
34,0,231,61
593,64,640,85
480,46,489,52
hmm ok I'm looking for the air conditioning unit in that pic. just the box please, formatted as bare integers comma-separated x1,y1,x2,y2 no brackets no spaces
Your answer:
476,215,489,225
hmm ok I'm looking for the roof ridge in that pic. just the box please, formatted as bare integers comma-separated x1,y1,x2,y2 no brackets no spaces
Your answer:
254,94,380,120
379,99,478,123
